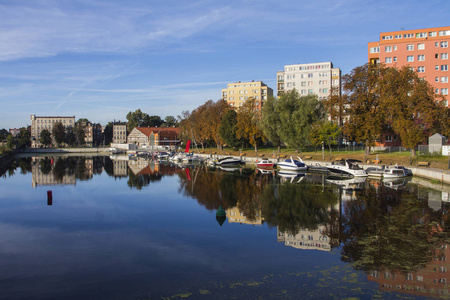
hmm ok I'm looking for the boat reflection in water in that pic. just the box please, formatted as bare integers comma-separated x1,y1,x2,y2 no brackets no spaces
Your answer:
2,156,450,299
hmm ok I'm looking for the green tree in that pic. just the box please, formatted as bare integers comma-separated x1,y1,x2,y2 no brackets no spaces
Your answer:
39,129,52,147
65,126,77,147
309,121,341,154
0,129,9,141
236,98,266,152
6,134,15,150
103,122,113,145
219,109,240,149
260,95,283,152
126,109,146,132
52,122,66,147
143,115,163,127
162,115,178,127
77,118,90,123
16,128,31,149
276,91,326,153
75,123,86,146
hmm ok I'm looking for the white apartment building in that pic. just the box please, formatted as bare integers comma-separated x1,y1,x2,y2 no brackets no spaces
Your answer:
277,62,341,100
30,115,75,148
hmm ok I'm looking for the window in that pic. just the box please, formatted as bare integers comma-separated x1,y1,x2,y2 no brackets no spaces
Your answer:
393,45,397,51
439,30,450,36
308,89,313,94
436,88,440,94
436,77,440,82
442,88,448,95
436,42,440,47
442,53,448,59
404,33,414,38
385,135,392,142
393,57,397,62
418,43,425,50
407,44,414,51
308,73,313,78
429,31,437,37
436,65,440,70
418,66,425,73
395,34,402,39
301,81,306,86
441,41,448,48
407,55,414,62
441,65,448,71
417,33,427,38
385,57,392,63
385,46,392,52
370,47,380,53
382,35,393,40
418,54,425,61
441,76,448,83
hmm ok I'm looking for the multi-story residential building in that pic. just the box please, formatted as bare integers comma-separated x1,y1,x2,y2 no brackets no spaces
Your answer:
368,26,450,108
112,122,127,144
30,115,75,148
9,128,21,137
221,81,273,110
276,62,341,100
78,122,103,146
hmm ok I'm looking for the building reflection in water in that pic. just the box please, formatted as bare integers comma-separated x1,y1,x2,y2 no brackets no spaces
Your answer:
367,244,450,298
31,156,103,188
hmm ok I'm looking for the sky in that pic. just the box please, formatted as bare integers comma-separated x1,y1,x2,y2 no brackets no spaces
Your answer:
1,0,449,129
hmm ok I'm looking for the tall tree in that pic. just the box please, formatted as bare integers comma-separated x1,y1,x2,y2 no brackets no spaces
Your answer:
342,63,385,159
15,128,31,149
309,121,341,154
75,123,86,146
260,96,283,152
0,129,9,141
39,129,52,147
276,91,326,153
126,109,145,132
103,122,113,145
207,99,229,149
143,115,163,127
235,98,266,152
379,65,444,157
52,122,66,147
65,126,77,147
162,116,178,127
219,109,240,149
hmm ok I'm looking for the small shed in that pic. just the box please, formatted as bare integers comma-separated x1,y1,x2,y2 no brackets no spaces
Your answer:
428,133,447,154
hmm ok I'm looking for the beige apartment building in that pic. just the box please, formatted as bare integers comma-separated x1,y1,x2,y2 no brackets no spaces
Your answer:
222,81,273,111
113,122,127,144
276,62,341,100
30,115,75,148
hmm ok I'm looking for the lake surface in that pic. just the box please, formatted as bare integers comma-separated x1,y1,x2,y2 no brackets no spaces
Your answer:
0,155,449,300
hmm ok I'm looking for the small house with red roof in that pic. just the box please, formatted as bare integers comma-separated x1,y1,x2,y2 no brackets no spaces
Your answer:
127,127,181,149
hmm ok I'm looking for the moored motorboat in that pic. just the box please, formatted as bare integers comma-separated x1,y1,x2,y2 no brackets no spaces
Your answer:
382,164,410,178
209,156,242,166
277,156,307,171
256,158,275,168
326,159,368,177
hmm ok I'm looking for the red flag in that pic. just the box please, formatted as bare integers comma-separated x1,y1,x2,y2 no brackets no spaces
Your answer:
185,140,191,153
185,168,191,181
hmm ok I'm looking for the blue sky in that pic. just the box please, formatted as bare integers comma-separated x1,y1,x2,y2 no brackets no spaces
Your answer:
1,0,449,129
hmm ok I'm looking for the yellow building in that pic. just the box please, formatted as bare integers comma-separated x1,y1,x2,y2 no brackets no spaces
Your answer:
222,81,273,111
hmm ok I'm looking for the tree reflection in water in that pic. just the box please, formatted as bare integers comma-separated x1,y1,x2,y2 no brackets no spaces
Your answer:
340,183,450,275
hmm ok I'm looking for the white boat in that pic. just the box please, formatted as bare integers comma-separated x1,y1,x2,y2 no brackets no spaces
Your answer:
277,156,307,171
278,170,306,183
109,147,124,154
209,156,242,166
182,154,204,164
326,159,368,177
382,164,410,178
156,152,170,159
256,158,275,168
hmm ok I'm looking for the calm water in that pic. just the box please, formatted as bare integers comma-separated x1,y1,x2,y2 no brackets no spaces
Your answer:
0,155,449,300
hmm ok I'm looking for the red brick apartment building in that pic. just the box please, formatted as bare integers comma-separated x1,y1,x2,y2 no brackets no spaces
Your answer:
368,26,450,108
368,26,450,147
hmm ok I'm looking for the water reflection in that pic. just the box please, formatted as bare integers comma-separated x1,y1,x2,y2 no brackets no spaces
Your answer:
2,155,450,299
